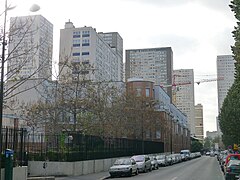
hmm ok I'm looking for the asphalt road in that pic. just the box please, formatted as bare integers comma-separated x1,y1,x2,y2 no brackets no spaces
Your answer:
56,156,225,180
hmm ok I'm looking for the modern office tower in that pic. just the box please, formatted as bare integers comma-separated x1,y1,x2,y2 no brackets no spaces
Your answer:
59,21,122,83
98,32,123,82
125,47,173,99
173,69,195,135
216,55,235,132
8,15,53,81
194,104,204,143
4,15,53,126
217,55,235,112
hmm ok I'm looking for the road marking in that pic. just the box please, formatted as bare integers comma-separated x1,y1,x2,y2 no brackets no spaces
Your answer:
171,177,178,180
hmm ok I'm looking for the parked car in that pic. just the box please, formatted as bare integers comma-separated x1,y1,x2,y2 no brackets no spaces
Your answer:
180,153,187,161
109,158,138,177
210,151,215,157
220,154,229,172
174,154,182,163
131,155,152,173
149,155,159,170
156,154,167,166
180,149,191,160
166,154,173,165
224,160,240,180
225,154,240,166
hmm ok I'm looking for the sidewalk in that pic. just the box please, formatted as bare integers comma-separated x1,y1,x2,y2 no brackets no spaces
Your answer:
55,171,110,180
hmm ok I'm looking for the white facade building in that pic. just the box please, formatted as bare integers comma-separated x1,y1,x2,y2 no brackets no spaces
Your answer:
59,21,122,82
98,32,123,82
4,15,53,127
173,69,195,135
8,15,53,81
194,104,204,142
216,55,235,132
217,55,235,113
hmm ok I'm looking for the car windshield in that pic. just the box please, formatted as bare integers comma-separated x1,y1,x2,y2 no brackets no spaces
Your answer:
157,155,165,160
114,159,131,165
132,156,144,162
230,156,240,160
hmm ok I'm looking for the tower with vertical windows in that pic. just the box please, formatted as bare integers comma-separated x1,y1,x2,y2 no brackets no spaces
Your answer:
173,69,195,135
8,15,53,81
216,55,235,132
125,47,173,99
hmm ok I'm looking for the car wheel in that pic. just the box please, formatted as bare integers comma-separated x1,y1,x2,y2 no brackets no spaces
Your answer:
149,166,152,172
144,166,147,173
128,169,132,177
135,169,139,175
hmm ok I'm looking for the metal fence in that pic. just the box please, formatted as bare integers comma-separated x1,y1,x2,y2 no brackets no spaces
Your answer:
1,128,28,167
1,129,164,164
27,132,164,162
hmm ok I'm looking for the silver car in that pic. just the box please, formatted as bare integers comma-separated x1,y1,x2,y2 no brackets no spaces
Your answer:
109,158,138,177
149,155,159,170
131,155,152,173
156,154,167,166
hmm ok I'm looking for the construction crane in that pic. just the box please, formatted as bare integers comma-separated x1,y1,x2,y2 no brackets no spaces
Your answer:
195,76,224,85
160,76,224,104
161,76,224,88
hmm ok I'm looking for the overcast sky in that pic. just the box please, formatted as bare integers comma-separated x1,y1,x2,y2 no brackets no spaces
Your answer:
1,0,236,136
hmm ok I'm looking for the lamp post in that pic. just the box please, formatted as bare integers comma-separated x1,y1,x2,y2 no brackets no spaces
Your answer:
0,1,40,175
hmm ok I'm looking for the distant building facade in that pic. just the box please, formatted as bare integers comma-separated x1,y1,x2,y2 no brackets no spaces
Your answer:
217,55,235,113
206,131,221,140
194,104,204,143
125,47,173,100
98,32,123,82
173,69,195,135
59,21,123,83
216,55,235,132
8,15,53,81
4,15,53,127
126,78,190,152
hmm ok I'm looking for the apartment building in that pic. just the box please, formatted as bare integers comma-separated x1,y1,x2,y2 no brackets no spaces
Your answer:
4,15,53,127
173,69,195,135
216,55,235,132
194,104,204,143
8,15,53,81
59,21,123,83
125,47,173,100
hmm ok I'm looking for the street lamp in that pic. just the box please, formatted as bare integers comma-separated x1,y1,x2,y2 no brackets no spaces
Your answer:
0,0,40,175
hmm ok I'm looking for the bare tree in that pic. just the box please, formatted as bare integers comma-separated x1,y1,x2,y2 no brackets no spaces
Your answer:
2,15,53,117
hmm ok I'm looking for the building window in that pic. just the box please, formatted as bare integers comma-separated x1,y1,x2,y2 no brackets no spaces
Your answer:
73,52,80,56
82,52,89,56
146,88,150,97
73,44,80,47
136,88,142,97
82,43,90,46
73,31,81,38
82,30,90,37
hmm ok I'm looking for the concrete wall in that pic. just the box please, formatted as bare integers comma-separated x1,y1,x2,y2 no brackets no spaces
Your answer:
1,166,28,180
28,158,117,177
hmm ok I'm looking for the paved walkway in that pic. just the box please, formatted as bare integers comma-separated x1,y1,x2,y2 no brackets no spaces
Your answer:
55,172,110,180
